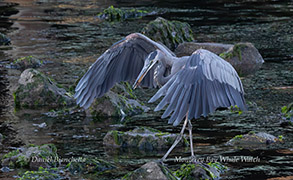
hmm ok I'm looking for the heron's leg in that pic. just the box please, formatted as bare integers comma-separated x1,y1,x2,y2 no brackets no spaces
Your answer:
161,115,188,162
187,119,195,158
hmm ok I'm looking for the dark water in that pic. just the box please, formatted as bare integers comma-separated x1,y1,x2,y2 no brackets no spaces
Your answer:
0,0,292,179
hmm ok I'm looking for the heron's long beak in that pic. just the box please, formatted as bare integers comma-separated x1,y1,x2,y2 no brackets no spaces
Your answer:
133,58,158,89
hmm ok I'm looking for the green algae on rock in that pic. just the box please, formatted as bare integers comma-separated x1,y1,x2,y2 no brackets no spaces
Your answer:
122,161,177,180
8,56,44,70
281,102,293,120
175,42,264,76
226,132,283,149
98,5,152,21
1,144,59,170
123,161,227,180
142,17,194,50
175,42,233,57
103,127,189,150
88,82,149,118
219,42,264,76
13,68,74,109
174,162,228,180
18,167,64,180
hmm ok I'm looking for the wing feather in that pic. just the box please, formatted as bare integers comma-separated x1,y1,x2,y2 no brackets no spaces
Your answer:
75,33,166,108
150,49,246,126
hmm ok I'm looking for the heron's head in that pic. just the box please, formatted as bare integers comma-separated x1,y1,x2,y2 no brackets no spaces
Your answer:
133,50,161,89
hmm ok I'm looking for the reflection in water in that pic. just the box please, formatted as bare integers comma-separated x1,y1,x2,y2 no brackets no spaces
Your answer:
0,0,292,179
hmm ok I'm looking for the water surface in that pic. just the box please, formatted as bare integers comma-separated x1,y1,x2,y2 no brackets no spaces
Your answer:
0,0,292,179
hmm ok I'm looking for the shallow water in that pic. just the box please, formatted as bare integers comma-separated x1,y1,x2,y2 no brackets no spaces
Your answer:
0,0,292,179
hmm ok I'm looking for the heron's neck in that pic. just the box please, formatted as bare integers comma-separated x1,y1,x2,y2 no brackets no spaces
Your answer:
156,56,179,86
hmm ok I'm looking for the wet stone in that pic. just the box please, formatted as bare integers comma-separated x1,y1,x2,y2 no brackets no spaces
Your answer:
226,132,283,148
89,82,149,118
0,33,10,45
142,17,194,50
103,127,189,150
175,42,233,57
18,167,65,180
282,102,293,121
6,56,44,70
219,42,264,76
1,144,59,170
122,161,177,180
174,162,228,180
98,5,153,21
13,68,74,108
175,42,264,76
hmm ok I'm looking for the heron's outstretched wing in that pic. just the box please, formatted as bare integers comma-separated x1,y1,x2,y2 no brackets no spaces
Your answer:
75,33,162,109
149,49,246,126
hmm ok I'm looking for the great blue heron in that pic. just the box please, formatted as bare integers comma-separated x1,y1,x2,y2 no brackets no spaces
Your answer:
74,33,246,161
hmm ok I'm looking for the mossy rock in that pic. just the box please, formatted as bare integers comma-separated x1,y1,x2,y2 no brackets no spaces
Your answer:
103,127,189,150
142,17,194,50
0,32,10,45
174,42,233,57
281,102,293,121
174,162,228,180
8,56,44,69
13,68,74,109
122,161,177,180
1,144,59,169
219,42,264,76
18,167,64,180
226,132,283,149
89,82,149,118
66,157,116,175
98,5,151,21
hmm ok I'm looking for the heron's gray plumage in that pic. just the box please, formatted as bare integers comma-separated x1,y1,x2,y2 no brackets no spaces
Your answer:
149,49,246,126
75,32,246,127
74,33,165,109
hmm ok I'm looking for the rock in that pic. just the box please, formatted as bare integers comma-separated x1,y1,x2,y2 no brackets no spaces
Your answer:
18,167,65,180
281,102,293,121
226,132,283,148
0,133,3,145
1,144,59,170
0,122,23,147
98,6,153,21
122,161,177,180
0,33,10,45
88,82,149,119
174,162,228,180
174,42,264,76
103,127,189,150
219,43,264,76
32,122,47,129
66,157,116,175
174,42,233,57
7,56,44,69
0,166,11,173
142,17,194,50
13,68,74,108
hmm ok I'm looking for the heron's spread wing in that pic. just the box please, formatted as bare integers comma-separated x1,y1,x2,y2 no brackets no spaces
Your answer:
149,49,246,126
75,33,160,109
